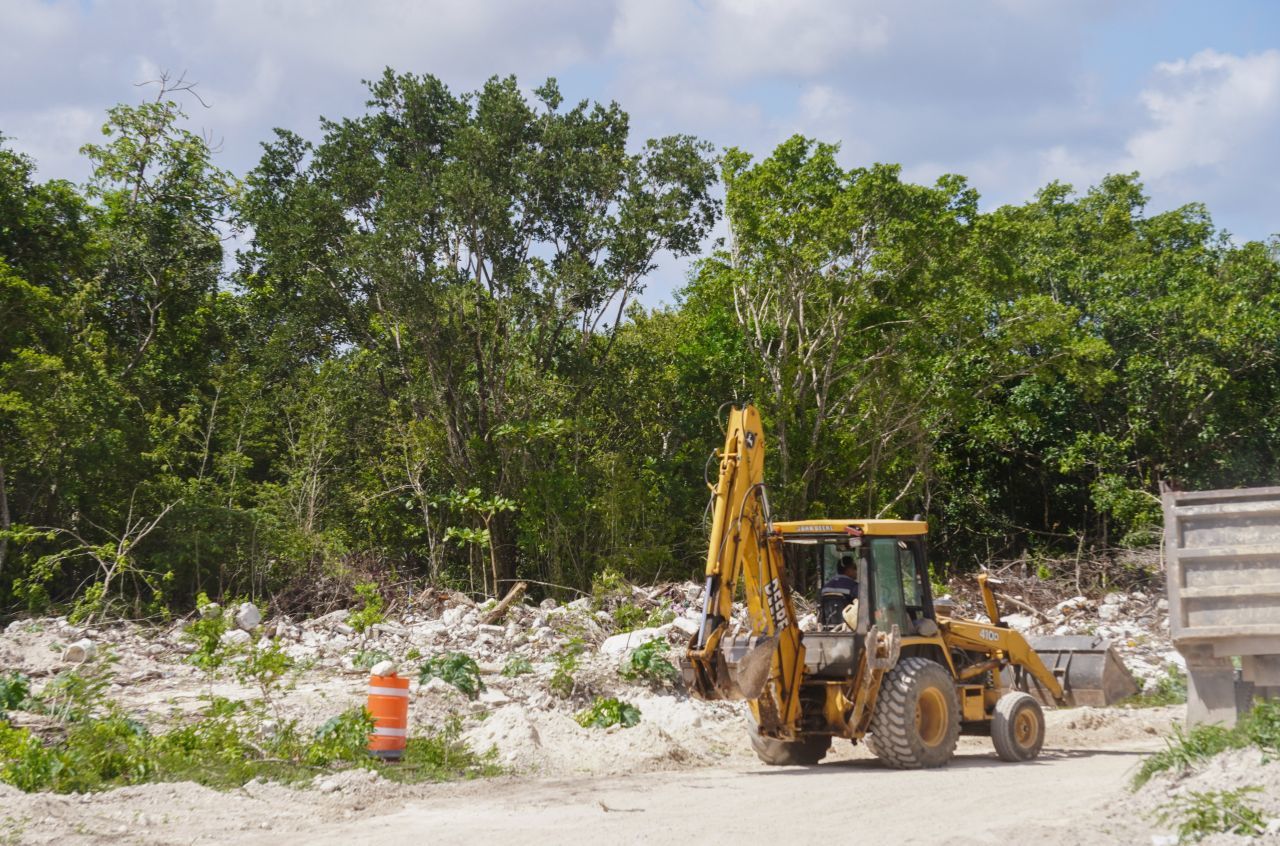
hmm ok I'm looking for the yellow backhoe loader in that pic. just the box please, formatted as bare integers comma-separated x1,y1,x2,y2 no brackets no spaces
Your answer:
681,404,1137,768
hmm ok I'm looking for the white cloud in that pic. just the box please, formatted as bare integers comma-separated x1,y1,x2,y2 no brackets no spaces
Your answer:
1124,49,1280,180
2,106,99,180
704,0,889,80
1,0,1276,276
1003,49,1280,238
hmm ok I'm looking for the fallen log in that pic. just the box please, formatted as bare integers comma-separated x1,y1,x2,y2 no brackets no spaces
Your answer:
482,581,528,625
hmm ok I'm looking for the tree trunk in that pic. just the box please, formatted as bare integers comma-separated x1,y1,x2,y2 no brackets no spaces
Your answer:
490,509,519,590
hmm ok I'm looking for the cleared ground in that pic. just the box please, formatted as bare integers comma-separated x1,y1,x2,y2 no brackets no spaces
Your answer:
289,740,1161,846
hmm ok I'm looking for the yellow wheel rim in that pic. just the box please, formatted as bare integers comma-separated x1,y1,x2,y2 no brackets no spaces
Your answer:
1014,707,1038,748
915,688,948,747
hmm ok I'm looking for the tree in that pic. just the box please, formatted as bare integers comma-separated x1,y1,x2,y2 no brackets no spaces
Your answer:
239,70,717,589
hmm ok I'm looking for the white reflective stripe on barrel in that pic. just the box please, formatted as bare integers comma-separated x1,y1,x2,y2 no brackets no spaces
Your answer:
367,685,410,697
372,726,407,737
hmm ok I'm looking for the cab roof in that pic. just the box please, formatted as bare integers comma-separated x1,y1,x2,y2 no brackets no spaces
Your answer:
771,519,928,537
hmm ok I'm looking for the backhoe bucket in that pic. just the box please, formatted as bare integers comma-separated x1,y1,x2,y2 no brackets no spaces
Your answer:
1002,635,1139,707
717,634,777,701
681,634,777,701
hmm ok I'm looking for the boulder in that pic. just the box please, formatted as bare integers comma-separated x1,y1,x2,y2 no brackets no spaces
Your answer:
600,626,665,656
220,629,251,647
234,602,262,631
479,687,510,706
1003,613,1036,632
421,677,464,698
668,616,699,637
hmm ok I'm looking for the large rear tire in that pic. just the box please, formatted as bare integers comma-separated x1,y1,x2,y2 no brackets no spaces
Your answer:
868,656,960,769
748,717,831,765
991,692,1045,762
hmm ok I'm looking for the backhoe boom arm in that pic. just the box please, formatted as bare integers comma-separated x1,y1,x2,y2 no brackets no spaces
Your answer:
683,405,806,738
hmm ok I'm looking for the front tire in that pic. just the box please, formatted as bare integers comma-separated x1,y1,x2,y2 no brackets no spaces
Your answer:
748,716,831,765
991,692,1045,762
868,656,960,769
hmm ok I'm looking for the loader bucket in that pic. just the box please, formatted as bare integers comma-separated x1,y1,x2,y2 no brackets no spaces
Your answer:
1002,635,1140,707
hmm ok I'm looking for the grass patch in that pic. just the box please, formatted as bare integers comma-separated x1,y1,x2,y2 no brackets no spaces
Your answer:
1133,698,1280,788
0,702,498,792
381,716,502,784
1155,787,1266,843
1,626,499,794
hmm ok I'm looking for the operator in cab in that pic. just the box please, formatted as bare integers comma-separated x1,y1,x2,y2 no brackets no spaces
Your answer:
819,555,859,627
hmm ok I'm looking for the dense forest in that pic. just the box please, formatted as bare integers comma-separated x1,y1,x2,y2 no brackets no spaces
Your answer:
3,71,1279,618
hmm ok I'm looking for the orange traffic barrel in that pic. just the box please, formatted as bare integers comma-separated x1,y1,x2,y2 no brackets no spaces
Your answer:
367,673,410,760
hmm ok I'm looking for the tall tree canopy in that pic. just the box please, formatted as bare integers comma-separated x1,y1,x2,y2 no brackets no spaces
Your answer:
2,71,1278,616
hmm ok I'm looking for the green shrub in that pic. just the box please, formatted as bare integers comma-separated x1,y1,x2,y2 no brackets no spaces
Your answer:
549,639,584,699
613,602,676,632
184,593,230,672
307,707,377,767
501,656,533,678
575,697,641,729
612,603,647,632
348,583,385,634
419,653,484,699
1240,696,1280,751
1122,664,1187,708
591,568,629,610
34,656,118,723
352,649,393,671
1155,787,1265,843
0,722,58,792
619,638,678,686
0,674,31,712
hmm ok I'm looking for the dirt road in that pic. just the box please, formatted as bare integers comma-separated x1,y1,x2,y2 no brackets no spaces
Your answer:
286,739,1163,846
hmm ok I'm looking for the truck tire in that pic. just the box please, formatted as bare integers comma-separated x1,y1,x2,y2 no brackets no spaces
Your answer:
867,656,960,769
747,717,831,765
991,691,1045,762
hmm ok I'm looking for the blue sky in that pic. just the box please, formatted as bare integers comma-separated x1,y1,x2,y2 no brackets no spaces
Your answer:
3,0,1278,305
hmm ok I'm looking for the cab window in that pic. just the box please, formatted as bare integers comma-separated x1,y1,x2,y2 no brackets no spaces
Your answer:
899,541,923,609
870,538,907,631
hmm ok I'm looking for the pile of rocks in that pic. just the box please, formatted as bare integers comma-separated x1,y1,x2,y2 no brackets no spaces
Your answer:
1,571,1184,742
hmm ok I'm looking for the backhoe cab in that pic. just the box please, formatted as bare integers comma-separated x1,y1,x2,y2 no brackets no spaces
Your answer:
682,404,1137,769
